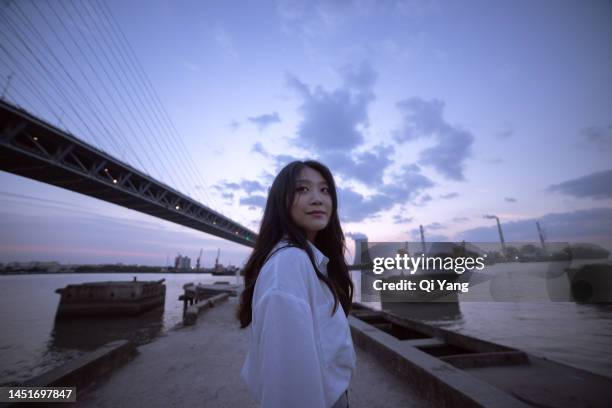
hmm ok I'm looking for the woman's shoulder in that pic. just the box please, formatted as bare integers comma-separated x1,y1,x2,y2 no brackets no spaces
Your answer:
263,245,315,281
255,244,315,302
266,244,311,265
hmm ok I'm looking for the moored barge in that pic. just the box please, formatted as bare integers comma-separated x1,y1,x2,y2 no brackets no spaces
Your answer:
55,277,166,317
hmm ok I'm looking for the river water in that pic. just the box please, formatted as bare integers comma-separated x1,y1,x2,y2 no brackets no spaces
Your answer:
353,258,612,380
1,266,611,386
0,272,238,386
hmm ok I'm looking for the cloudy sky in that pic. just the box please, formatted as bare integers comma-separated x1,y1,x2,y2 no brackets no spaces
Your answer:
1,0,611,266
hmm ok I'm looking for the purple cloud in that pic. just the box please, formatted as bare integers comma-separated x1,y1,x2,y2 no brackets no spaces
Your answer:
547,169,612,200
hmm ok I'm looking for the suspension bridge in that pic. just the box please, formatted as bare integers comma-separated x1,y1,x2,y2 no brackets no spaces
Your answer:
0,0,257,248
0,99,256,246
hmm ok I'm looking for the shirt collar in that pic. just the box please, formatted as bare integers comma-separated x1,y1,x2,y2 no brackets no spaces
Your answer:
307,240,329,271
276,237,329,271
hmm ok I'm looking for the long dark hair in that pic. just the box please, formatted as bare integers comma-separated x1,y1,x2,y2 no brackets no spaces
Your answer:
236,160,353,328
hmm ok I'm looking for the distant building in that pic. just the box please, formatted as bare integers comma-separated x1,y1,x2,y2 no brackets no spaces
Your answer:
34,261,61,272
2,261,60,273
174,254,191,270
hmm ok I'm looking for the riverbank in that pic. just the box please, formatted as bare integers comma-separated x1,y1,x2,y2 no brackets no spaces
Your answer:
0,273,241,386
73,297,428,407
2,271,611,390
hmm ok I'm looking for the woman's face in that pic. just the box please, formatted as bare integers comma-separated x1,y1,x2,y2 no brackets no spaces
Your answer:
290,166,333,242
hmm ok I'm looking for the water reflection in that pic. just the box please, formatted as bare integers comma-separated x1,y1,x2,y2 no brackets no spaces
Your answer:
49,306,164,351
382,302,462,321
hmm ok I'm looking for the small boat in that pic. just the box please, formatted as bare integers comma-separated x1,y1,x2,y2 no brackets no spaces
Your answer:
55,277,166,317
210,266,242,276
208,248,243,276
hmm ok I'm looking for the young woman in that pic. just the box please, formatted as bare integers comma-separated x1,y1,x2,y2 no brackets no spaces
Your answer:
236,160,356,408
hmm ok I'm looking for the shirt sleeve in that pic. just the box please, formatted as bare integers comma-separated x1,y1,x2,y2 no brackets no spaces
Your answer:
254,289,326,408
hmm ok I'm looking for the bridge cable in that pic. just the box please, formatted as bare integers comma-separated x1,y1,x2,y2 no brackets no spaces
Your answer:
74,0,200,202
54,0,166,183
0,29,77,138
85,0,211,208
7,3,132,160
9,0,131,158
96,0,228,216
93,0,217,211
0,61,61,127
0,71,40,116
1,6,109,153
23,0,138,164
62,0,188,196
40,0,152,176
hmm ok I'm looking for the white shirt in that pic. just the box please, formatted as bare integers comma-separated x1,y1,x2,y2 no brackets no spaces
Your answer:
240,240,357,408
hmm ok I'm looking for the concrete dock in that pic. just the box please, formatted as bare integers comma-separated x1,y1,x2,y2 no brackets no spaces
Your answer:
74,297,429,408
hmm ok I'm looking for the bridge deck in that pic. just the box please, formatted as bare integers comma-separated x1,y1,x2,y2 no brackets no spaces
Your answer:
0,100,256,246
